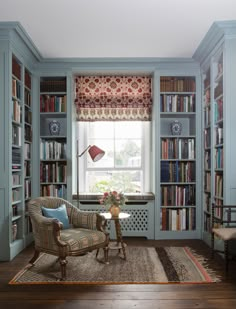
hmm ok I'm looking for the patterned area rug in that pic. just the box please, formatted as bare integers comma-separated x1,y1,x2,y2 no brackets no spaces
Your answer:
9,247,220,284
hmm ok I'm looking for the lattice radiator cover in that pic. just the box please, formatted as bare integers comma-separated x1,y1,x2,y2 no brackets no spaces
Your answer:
78,201,155,239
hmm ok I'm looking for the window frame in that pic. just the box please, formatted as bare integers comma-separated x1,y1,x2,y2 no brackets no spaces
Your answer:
76,121,151,194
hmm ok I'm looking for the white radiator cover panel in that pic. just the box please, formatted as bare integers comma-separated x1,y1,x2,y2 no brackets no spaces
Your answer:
77,201,155,240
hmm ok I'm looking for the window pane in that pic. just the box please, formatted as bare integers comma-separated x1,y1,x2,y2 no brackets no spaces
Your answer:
115,122,142,138
115,139,141,167
88,122,114,138
86,170,142,193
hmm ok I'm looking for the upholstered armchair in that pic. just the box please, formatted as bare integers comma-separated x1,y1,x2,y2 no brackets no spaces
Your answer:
28,197,109,280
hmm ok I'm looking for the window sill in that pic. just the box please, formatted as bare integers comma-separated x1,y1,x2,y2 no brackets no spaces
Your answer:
73,192,155,203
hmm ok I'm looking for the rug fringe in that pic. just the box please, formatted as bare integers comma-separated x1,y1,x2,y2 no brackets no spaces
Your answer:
186,247,221,282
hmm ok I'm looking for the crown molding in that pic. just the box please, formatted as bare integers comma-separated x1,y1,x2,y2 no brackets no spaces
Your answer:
0,21,42,63
193,20,236,65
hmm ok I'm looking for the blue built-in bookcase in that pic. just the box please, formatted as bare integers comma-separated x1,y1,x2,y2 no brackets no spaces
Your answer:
193,20,236,248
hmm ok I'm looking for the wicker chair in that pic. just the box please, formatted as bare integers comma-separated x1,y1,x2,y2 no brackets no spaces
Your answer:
28,197,109,280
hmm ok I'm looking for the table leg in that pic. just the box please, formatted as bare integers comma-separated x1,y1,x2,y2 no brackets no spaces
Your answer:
114,219,127,260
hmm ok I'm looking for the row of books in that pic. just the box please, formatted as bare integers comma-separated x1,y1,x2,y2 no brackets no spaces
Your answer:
40,140,67,160
161,207,196,231
24,143,31,160
24,179,31,199
12,174,21,186
12,78,21,99
161,185,195,206
213,199,223,218
161,138,195,160
215,148,224,169
204,193,211,213
215,98,223,121
215,174,223,198
204,151,211,170
12,221,18,242
204,128,211,148
40,184,67,198
40,95,67,112
12,125,21,146
40,162,67,183
12,188,21,202
24,88,31,106
160,161,195,183
40,80,66,92
204,171,211,192
12,147,21,164
12,99,21,123
24,161,31,177
24,109,32,124
160,94,195,112
204,105,211,127
12,57,21,80
24,216,33,234
215,127,223,145
160,77,196,93
24,125,32,142
24,70,31,90
204,88,210,104
214,79,223,99
12,205,18,216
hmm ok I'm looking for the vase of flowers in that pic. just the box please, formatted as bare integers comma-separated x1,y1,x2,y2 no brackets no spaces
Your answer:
99,191,127,217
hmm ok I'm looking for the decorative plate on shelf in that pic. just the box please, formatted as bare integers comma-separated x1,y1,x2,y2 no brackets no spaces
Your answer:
170,120,182,135
49,120,60,135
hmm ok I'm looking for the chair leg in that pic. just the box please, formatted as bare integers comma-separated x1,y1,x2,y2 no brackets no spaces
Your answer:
103,246,109,264
59,257,68,281
224,240,229,273
29,249,40,265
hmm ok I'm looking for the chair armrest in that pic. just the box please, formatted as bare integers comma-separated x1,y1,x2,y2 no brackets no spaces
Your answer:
70,208,100,230
31,214,67,249
96,213,109,235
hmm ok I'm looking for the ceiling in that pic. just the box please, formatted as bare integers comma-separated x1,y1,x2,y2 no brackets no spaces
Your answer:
0,0,236,59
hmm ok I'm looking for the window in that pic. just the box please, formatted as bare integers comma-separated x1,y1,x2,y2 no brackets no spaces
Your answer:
77,121,151,194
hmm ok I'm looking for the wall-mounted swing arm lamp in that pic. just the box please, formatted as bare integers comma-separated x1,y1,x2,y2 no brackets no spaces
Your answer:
76,141,105,207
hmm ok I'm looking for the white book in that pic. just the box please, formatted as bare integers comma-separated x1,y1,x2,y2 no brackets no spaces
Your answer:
182,208,186,230
171,210,177,231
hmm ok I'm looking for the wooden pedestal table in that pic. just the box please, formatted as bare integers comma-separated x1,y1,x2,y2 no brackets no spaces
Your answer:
101,212,130,260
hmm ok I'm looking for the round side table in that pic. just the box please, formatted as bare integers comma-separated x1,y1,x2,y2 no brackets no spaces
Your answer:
101,212,130,260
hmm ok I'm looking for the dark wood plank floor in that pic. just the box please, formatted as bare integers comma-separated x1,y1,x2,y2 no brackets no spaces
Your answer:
0,239,236,309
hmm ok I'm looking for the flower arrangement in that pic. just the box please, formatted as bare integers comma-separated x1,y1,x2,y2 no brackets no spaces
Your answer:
99,191,127,208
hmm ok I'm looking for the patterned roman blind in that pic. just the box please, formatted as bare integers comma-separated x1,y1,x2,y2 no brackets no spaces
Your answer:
74,75,152,121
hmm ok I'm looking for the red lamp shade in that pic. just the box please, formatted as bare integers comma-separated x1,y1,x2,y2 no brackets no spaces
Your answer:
88,145,105,162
